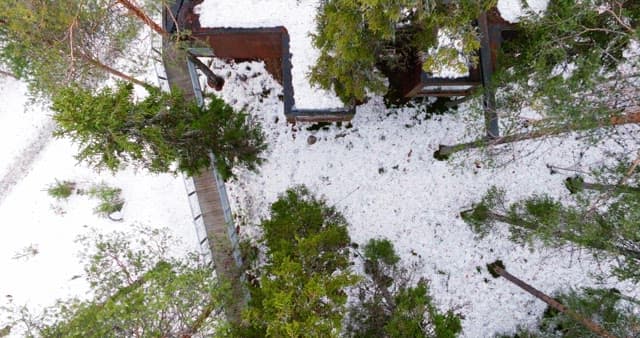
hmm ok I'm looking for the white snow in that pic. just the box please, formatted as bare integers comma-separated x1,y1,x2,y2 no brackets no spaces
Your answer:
498,0,550,23
194,19,640,338
195,0,344,109
0,75,199,333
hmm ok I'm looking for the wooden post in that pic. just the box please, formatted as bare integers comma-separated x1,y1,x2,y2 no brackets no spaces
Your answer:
478,12,499,139
487,261,617,338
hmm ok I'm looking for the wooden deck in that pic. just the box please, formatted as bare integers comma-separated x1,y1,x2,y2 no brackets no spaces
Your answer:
162,42,244,324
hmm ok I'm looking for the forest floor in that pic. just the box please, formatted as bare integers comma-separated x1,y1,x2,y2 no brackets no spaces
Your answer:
195,0,640,336
0,75,199,330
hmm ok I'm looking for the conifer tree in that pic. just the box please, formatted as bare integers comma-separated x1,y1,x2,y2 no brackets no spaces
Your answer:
346,238,462,338
52,82,265,178
495,0,640,127
496,288,640,338
0,0,149,99
235,187,358,337
311,0,495,103
435,1,640,159
1,227,226,337
463,178,640,282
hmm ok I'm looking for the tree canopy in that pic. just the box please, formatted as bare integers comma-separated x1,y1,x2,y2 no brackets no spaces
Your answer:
1,227,225,337
494,0,640,132
236,186,358,337
311,0,495,103
0,0,148,99
52,82,265,178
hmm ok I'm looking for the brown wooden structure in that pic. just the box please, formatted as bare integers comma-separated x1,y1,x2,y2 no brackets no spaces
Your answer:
168,1,513,127
401,9,515,99
168,0,355,123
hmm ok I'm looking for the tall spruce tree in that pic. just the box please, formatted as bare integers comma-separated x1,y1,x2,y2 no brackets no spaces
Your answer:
463,176,640,282
346,238,462,338
496,288,640,338
233,187,358,337
52,82,265,178
435,0,640,159
495,0,640,127
0,0,149,99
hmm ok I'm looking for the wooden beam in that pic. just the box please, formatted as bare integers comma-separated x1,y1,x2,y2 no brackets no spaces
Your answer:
478,12,500,138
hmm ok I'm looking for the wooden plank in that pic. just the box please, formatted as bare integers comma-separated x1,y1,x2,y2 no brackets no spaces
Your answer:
163,36,245,324
479,12,500,138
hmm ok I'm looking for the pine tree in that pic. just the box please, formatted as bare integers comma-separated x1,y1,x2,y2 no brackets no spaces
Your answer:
346,238,462,338
1,227,226,337
463,179,640,282
52,82,265,178
435,1,640,159
311,0,495,103
487,261,617,338
496,288,640,338
236,187,358,337
0,0,149,99
489,0,639,142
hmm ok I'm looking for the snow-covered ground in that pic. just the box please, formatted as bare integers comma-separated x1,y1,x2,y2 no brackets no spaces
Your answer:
0,74,199,329
1,0,636,336
196,1,639,336
205,57,640,337
196,0,344,109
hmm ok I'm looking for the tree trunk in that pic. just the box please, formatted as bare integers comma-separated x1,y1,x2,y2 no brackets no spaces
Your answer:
181,298,220,337
435,110,640,159
116,0,169,37
80,53,149,87
115,0,225,90
0,69,17,79
187,54,225,90
565,176,640,194
487,262,617,338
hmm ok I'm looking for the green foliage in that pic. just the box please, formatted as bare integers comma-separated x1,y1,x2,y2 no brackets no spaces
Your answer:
47,180,76,200
385,280,461,338
494,0,640,130
87,183,124,216
260,186,351,274
240,186,358,337
346,238,461,338
497,288,640,338
2,226,225,337
462,186,505,237
0,0,144,99
364,238,400,266
311,0,495,103
564,176,585,194
51,82,265,178
465,181,640,282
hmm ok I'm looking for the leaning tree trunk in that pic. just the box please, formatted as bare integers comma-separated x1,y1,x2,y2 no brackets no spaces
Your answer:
0,69,17,79
435,110,640,160
187,54,224,90
565,176,640,194
487,261,616,338
116,0,169,37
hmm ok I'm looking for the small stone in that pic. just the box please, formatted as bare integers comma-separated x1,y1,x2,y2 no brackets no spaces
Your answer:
307,135,317,145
